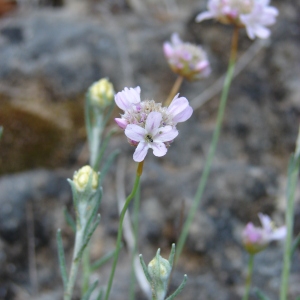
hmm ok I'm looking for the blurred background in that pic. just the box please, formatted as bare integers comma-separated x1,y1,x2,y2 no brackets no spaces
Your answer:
0,0,299,299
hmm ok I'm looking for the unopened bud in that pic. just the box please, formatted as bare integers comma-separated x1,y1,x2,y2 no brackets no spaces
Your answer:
89,78,114,108
73,165,98,192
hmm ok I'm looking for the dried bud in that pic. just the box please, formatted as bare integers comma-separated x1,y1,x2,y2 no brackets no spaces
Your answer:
89,78,114,108
73,165,98,192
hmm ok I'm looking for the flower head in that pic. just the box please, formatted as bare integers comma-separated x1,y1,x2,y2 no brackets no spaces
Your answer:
243,213,286,254
196,0,278,39
114,86,193,162
89,78,114,108
163,33,211,81
125,112,178,162
73,165,99,193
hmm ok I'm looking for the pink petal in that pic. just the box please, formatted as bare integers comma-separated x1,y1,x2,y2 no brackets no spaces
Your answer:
125,124,146,142
195,11,214,22
133,141,149,162
168,96,189,116
163,43,173,58
115,87,141,111
154,126,178,142
115,91,131,111
270,226,286,241
258,213,272,232
145,112,162,135
171,33,181,45
150,142,167,157
173,105,193,123
115,118,128,129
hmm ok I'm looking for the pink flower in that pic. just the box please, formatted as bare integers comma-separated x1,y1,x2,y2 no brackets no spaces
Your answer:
196,0,278,40
163,33,211,81
243,213,286,254
114,86,193,161
125,112,178,162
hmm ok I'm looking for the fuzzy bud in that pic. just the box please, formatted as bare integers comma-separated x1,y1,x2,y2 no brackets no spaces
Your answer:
73,165,98,193
89,78,114,108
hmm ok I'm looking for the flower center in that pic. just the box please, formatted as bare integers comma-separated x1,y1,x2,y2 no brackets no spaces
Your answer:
145,134,154,143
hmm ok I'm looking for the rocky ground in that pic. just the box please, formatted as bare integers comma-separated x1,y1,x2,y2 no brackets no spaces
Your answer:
0,0,300,299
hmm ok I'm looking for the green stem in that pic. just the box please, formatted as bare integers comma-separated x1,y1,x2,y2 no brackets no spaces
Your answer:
64,228,84,300
129,182,141,300
242,254,255,300
81,245,91,296
175,27,239,262
104,161,144,300
280,126,300,300
164,76,184,106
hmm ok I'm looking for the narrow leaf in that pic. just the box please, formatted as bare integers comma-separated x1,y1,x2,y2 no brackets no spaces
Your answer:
99,150,120,184
94,128,117,170
96,288,104,300
168,244,176,267
91,249,117,272
56,229,68,290
64,207,76,233
165,274,187,300
139,254,152,284
82,280,98,300
75,215,101,262
291,232,300,259
254,288,269,300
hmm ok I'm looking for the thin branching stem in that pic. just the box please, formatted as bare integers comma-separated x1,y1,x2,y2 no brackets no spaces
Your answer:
175,26,239,262
242,254,255,300
104,161,144,300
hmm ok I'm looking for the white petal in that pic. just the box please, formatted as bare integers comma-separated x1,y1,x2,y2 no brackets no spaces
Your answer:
133,142,149,162
154,126,178,142
150,142,167,157
195,11,214,22
270,226,286,241
258,213,272,232
125,124,146,142
145,112,162,135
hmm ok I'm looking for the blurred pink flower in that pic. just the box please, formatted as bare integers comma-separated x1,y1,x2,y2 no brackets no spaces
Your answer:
196,0,278,39
163,33,211,81
114,86,193,161
243,213,286,254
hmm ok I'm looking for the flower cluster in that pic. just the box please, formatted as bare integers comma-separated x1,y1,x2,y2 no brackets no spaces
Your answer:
115,87,193,162
196,0,279,39
163,33,211,81
243,213,286,254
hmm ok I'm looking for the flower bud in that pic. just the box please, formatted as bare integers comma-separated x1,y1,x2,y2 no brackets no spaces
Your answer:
147,250,172,300
242,213,286,255
89,78,114,108
73,165,98,192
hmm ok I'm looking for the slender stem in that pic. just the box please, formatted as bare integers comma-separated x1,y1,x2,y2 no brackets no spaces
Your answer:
164,76,184,106
242,254,255,300
81,245,91,296
280,126,300,300
175,27,239,262
104,161,144,300
129,182,141,300
64,228,84,300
